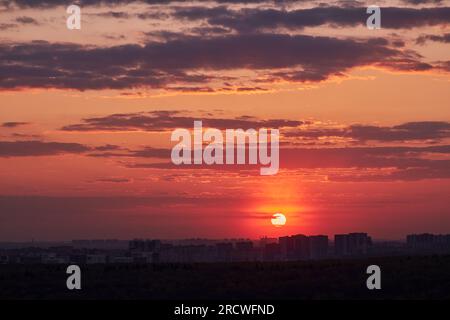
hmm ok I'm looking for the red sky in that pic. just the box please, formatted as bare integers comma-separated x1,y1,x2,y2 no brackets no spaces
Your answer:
0,0,449,241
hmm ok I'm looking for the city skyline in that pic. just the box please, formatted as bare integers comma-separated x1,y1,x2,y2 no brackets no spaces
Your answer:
1,0,449,241
0,231,447,245
2,232,450,265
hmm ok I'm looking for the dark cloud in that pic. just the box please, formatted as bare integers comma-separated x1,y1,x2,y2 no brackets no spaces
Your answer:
93,144,123,151
189,26,232,36
402,0,443,4
0,23,18,30
11,133,41,138
1,0,130,7
284,121,450,142
0,0,316,8
328,166,450,182
280,146,450,169
173,6,450,31
142,145,450,169
163,86,216,93
416,33,450,44
128,147,173,158
93,11,130,19
0,140,90,157
1,0,445,9
0,39,218,90
0,34,433,90
103,34,126,41
15,16,39,25
1,121,29,128
61,110,305,132
0,140,121,157
87,152,130,158
164,85,269,93
436,60,450,71
88,146,170,159
93,177,132,183
123,145,450,181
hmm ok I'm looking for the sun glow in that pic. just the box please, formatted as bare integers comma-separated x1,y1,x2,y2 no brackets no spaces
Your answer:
271,213,287,227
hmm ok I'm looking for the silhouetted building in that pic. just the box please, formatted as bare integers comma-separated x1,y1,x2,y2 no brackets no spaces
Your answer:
235,241,253,251
278,234,329,260
279,236,295,260
259,237,277,248
263,243,280,261
87,254,107,264
292,234,310,260
334,234,347,256
407,233,434,248
129,239,161,252
72,239,127,250
9,231,446,264
233,241,256,261
334,233,371,257
0,255,8,264
70,254,87,264
309,235,329,260
216,242,233,262
407,233,450,253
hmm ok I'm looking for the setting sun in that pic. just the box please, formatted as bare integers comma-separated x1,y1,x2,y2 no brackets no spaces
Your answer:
271,213,287,227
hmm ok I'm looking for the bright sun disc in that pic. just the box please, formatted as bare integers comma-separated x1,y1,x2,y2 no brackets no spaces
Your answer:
271,213,286,227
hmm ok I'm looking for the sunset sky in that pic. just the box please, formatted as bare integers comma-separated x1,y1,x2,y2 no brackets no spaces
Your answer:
0,0,449,241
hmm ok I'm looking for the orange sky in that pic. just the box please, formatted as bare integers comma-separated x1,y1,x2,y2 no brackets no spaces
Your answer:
0,0,449,241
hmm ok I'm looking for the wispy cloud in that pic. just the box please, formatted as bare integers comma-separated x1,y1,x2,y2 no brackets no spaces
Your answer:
61,110,305,132
1,121,29,128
